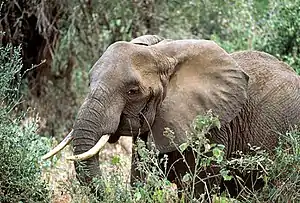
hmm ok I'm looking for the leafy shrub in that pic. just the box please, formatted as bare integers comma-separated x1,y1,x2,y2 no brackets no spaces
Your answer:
211,0,300,74
61,154,133,203
255,0,300,73
225,128,300,202
130,139,179,203
0,41,51,202
251,129,300,202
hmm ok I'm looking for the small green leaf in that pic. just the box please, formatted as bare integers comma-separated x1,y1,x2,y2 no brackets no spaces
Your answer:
182,173,192,183
213,147,224,163
111,155,120,165
115,19,121,26
220,169,232,181
164,179,171,186
223,174,232,181
179,143,189,152
134,191,142,201
217,144,225,150
213,147,221,158
214,119,221,129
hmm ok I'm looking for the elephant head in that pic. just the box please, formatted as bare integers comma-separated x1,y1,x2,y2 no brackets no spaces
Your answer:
42,35,249,184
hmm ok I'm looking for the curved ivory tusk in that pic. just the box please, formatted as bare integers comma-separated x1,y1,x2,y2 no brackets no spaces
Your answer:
66,134,110,161
41,130,74,160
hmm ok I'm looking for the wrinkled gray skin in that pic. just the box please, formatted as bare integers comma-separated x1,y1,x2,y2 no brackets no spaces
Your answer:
72,35,300,196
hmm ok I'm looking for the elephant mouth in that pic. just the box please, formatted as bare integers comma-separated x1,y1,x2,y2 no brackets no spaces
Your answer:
116,114,148,136
115,126,143,136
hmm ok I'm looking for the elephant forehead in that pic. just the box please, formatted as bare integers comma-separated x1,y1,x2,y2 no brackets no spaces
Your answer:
103,41,153,60
90,42,157,81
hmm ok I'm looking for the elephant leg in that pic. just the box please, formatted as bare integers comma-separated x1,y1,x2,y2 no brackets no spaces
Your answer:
130,132,149,187
162,148,221,199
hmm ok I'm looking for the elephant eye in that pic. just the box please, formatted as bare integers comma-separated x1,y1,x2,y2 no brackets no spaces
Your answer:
127,87,140,96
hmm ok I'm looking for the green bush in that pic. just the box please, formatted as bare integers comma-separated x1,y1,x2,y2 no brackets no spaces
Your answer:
211,0,300,74
253,129,300,201
0,41,51,202
256,0,300,73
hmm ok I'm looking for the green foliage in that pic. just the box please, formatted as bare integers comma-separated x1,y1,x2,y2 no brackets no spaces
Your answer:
211,0,300,73
211,0,259,52
158,0,228,39
256,0,300,73
131,140,178,203
62,155,133,203
0,43,22,102
0,41,51,202
254,129,300,201
221,128,300,202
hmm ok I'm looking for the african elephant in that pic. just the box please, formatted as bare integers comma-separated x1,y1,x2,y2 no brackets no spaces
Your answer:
42,35,300,198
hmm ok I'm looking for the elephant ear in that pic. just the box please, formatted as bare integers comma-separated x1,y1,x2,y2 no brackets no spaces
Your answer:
130,35,165,46
150,40,249,153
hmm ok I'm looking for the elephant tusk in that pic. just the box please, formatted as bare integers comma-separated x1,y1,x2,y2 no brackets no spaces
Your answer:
66,134,110,161
41,130,74,160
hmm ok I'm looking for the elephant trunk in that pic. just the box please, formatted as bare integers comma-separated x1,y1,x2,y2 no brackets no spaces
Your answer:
72,125,101,184
72,90,123,184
